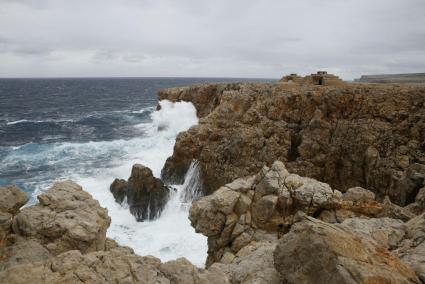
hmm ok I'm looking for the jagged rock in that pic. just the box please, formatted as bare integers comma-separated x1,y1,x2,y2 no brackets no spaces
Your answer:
342,217,406,249
274,216,420,284
189,195,226,237
189,161,344,267
110,164,170,221
0,247,170,284
211,241,280,284
160,258,230,284
160,82,425,206
396,213,425,281
0,185,28,214
12,181,110,255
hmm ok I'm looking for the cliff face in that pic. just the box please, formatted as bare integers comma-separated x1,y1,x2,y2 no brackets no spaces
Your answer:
160,82,425,205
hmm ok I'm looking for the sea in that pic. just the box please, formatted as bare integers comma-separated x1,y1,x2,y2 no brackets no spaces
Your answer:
0,77,271,267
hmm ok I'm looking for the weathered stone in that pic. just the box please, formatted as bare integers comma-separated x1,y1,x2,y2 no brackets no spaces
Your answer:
252,195,278,225
343,186,375,202
160,83,425,206
0,239,51,271
12,181,110,255
110,164,170,221
212,187,240,215
274,216,419,284
226,176,255,193
0,212,12,244
395,213,425,282
342,217,406,249
189,195,226,237
212,241,280,284
0,185,28,215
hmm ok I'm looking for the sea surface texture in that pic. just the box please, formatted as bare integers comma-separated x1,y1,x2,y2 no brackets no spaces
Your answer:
0,77,269,266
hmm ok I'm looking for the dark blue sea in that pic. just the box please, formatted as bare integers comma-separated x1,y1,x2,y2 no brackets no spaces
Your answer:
0,77,273,265
0,77,270,200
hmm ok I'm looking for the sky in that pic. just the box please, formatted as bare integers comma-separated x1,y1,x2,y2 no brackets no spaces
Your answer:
0,0,424,79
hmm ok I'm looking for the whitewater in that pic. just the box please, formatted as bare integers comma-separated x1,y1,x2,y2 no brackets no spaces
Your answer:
76,100,207,266
6,100,207,266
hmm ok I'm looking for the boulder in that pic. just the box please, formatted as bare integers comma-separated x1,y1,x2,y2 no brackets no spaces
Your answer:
0,185,28,214
273,216,419,284
110,164,171,221
12,181,110,255
211,241,280,284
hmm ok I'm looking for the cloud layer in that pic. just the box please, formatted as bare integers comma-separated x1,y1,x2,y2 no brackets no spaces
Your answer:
1,0,424,79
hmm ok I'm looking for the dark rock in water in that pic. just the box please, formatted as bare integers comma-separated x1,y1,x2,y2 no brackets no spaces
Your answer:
110,164,171,221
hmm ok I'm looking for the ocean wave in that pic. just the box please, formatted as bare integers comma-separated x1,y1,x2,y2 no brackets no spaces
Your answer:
6,119,74,125
0,100,206,266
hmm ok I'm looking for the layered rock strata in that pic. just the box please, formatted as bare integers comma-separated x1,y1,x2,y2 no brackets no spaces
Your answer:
110,164,171,221
160,82,425,206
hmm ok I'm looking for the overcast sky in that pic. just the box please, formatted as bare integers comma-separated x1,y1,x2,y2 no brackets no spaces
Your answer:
0,0,424,79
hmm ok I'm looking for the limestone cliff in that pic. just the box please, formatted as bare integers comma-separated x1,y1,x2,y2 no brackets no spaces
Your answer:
160,82,425,206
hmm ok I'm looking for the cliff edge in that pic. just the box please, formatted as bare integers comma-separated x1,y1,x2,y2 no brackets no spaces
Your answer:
160,82,425,206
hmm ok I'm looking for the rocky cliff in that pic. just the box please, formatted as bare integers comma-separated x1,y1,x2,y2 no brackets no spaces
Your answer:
189,161,425,283
160,82,425,206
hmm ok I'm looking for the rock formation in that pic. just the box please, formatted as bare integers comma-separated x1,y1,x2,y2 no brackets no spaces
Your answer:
189,161,425,283
0,182,230,284
110,164,171,221
274,216,419,284
159,82,425,206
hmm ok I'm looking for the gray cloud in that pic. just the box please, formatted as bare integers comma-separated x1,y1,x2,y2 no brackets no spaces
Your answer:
0,0,424,79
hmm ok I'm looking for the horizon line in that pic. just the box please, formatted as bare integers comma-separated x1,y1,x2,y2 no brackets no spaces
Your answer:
0,75,279,80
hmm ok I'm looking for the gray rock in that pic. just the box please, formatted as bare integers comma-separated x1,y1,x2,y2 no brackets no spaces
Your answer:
0,185,28,214
12,181,110,255
274,216,419,284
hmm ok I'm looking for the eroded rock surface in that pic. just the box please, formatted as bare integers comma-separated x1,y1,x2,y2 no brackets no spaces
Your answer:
189,160,425,283
160,82,425,205
274,216,420,284
12,181,111,255
0,182,230,284
110,164,171,221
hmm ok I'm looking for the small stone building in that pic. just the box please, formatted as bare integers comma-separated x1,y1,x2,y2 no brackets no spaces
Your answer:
280,71,345,86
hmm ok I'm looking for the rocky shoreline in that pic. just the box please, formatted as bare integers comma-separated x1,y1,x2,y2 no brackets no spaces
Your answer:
1,79,425,283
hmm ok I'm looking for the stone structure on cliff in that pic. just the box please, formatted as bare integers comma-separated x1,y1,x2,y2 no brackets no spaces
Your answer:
159,82,425,207
110,164,171,221
280,71,345,86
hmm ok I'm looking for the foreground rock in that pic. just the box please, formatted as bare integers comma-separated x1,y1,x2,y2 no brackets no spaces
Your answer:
110,164,171,221
12,181,111,255
0,185,29,245
0,183,231,283
274,216,420,284
189,161,425,283
160,82,425,205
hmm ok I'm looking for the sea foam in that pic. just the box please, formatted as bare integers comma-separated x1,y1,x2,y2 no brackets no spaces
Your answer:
75,100,207,266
